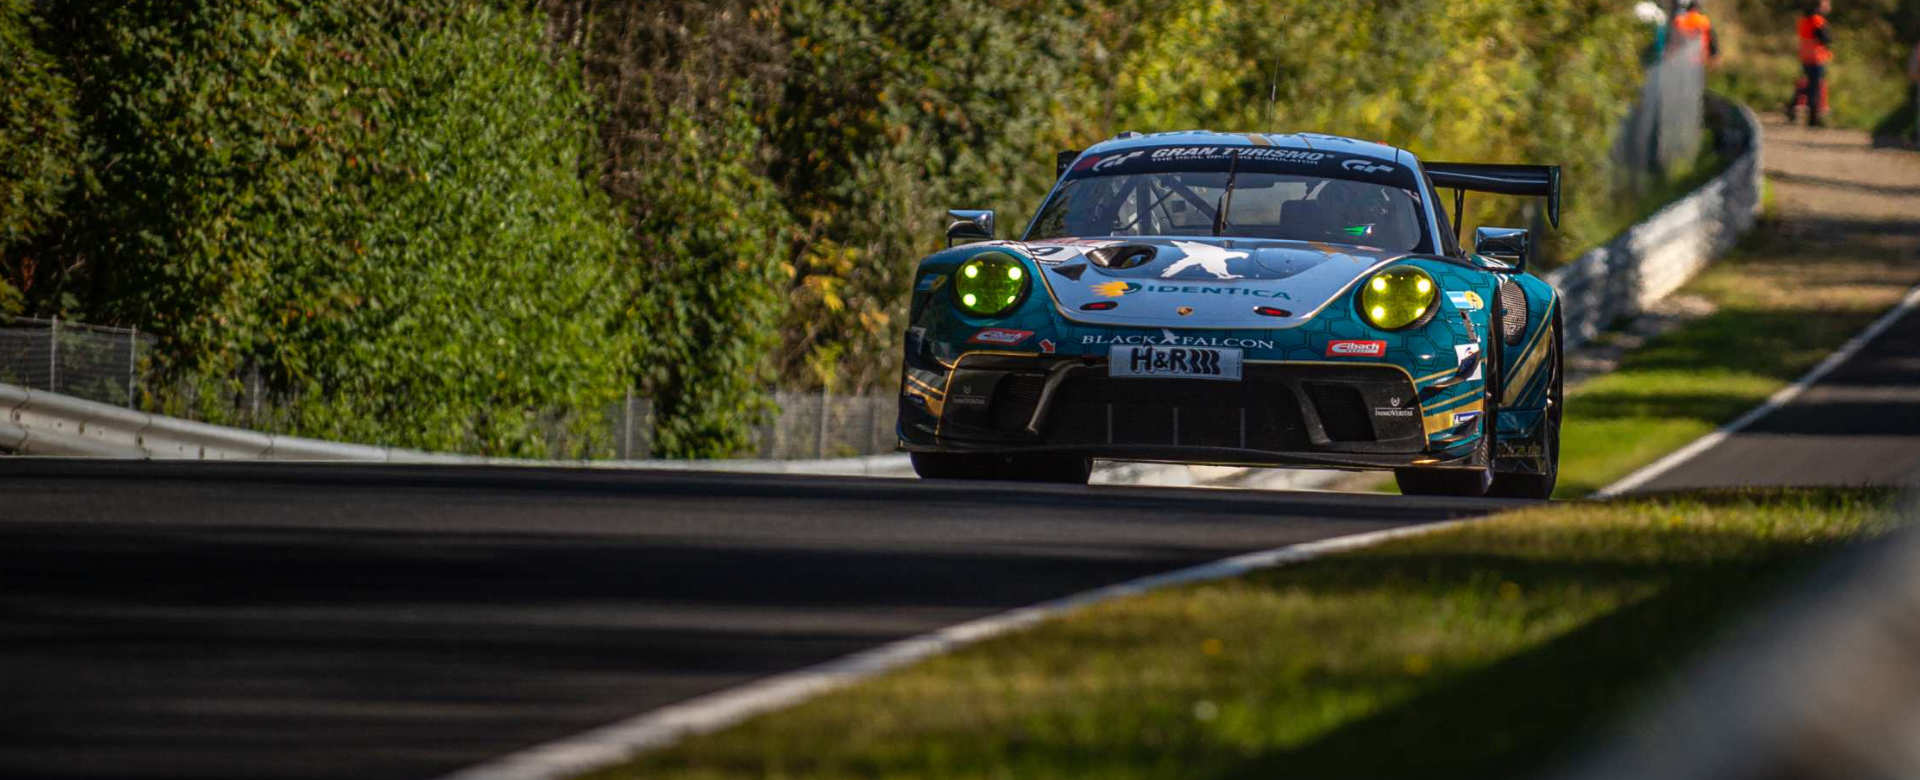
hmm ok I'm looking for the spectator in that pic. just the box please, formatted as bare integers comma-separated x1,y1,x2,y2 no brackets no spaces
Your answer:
1672,1,1719,65
1788,0,1833,127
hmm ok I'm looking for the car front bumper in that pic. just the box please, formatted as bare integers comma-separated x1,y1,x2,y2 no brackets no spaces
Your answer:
899,353,1485,471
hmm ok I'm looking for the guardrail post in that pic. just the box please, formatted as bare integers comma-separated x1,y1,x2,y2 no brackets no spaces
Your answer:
248,362,261,422
127,327,138,409
816,389,830,459
48,315,58,393
620,387,634,460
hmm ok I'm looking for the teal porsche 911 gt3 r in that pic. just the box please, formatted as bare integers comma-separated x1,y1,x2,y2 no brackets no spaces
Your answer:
897,130,1564,498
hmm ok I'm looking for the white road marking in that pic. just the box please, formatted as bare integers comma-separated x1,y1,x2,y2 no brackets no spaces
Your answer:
436,515,1478,780
1593,282,1920,498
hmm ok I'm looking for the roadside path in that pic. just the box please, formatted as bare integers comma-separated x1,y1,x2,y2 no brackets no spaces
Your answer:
1629,117,1920,491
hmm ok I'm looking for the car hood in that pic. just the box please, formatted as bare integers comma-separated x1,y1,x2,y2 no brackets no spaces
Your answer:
1020,236,1403,329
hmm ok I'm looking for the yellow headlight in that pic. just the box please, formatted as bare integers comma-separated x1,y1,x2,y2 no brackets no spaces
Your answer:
1358,267,1438,330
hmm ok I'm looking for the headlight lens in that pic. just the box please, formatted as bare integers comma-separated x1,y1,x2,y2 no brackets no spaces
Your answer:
953,251,1029,317
1358,266,1438,330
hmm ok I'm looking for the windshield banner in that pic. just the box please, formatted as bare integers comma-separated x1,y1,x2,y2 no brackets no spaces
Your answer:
1066,145,1417,190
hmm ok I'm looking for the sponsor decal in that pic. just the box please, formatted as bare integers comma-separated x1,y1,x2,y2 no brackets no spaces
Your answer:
1081,333,1276,350
1326,339,1387,357
1109,345,1243,381
1090,281,1290,300
1447,291,1485,311
1455,343,1484,381
915,274,938,292
1089,150,1145,172
1030,246,1068,256
928,275,948,292
1160,241,1249,280
1341,159,1395,175
1177,306,1194,316
968,328,1034,346
1038,338,1056,354
1147,146,1329,165
1372,395,1416,418
1452,411,1482,427
1499,442,1545,458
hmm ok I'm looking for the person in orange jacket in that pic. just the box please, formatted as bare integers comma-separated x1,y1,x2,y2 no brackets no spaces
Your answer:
1787,0,1834,126
1672,0,1719,64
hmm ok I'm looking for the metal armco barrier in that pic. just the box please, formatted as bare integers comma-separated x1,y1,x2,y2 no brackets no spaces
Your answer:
1549,95,1763,350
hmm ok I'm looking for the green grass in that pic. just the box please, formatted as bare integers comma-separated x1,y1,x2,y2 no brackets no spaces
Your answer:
580,488,1899,780
1553,219,1920,496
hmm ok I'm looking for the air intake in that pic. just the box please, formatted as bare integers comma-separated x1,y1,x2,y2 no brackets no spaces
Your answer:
1499,281,1529,346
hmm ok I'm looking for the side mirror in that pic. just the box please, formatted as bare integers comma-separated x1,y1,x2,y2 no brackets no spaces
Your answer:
946,209,994,246
1473,227,1529,272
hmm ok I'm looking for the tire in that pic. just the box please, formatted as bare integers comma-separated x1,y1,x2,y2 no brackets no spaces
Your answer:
910,451,999,480
910,452,1092,484
1488,314,1562,499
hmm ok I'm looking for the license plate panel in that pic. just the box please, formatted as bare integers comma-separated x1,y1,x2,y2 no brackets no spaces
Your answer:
1107,345,1243,381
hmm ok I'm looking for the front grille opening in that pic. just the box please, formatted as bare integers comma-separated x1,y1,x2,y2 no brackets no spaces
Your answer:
990,372,1047,432
1305,382,1375,442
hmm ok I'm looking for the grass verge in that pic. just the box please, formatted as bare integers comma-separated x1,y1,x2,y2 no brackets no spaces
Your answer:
1553,217,1920,496
580,488,1898,780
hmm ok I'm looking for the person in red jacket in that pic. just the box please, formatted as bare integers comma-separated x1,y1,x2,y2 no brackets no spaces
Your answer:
1788,0,1834,126
1673,1,1719,64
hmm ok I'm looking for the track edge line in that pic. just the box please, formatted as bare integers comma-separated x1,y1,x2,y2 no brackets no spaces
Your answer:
434,516,1476,780
1592,282,1920,498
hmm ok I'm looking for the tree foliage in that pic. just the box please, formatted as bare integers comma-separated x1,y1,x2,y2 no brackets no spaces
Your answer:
2,0,1671,456
22,1,634,455
0,0,77,314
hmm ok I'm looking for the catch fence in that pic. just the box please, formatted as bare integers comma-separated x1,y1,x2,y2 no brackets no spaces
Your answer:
0,316,896,460
1615,35,1706,191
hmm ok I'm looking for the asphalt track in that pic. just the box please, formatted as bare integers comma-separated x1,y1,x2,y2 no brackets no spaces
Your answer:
1633,295,1920,490
0,461,1512,780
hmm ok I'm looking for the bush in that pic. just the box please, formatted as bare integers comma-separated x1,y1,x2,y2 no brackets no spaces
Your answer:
0,0,78,309
33,1,635,455
547,0,1654,399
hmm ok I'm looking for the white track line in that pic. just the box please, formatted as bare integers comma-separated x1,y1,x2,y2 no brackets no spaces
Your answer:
437,516,1476,780
1594,282,1920,498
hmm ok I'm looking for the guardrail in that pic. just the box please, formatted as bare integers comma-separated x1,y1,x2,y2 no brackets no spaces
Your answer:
1549,94,1763,350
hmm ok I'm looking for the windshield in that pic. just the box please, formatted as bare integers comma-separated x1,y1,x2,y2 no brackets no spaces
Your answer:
1027,171,1428,251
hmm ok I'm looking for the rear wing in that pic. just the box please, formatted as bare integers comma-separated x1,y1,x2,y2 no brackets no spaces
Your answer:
1424,162,1561,229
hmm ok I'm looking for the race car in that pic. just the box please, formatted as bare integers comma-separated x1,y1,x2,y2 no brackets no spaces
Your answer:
896,130,1564,498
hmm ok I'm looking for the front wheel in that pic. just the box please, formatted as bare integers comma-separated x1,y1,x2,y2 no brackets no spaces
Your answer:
1488,315,1563,499
1397,317,1499,498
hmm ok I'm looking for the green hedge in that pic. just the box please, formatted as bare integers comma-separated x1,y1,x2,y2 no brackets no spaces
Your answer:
0,0,77,315
26,1,636,455
562,0,1645,396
